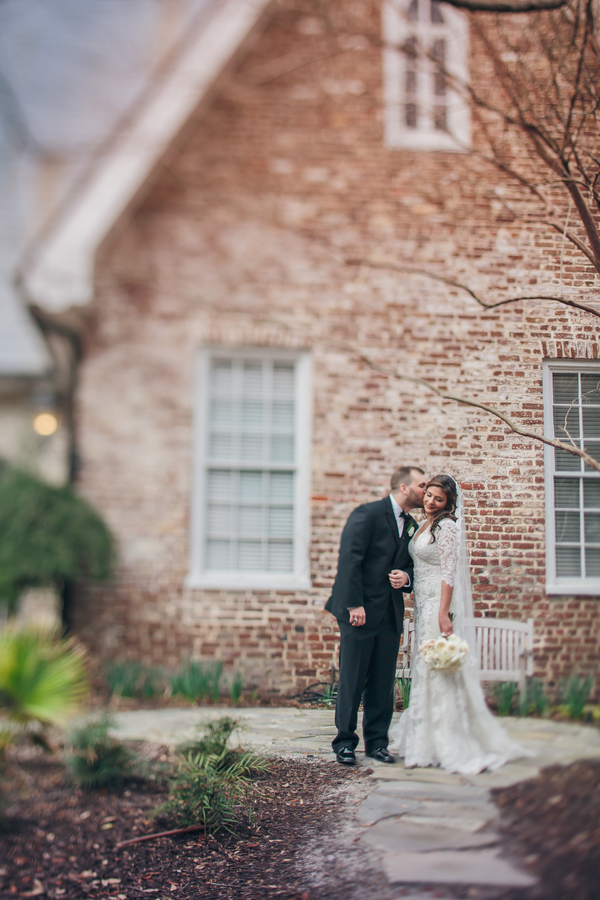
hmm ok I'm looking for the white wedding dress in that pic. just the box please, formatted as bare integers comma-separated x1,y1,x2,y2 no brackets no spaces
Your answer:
389,514,528,775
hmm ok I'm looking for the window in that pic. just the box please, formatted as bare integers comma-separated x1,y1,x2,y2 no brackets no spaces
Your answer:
382,0,470,151
543,361,600,595
188,348,312,589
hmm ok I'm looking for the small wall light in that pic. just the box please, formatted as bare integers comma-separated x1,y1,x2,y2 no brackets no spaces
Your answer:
33,412,59,436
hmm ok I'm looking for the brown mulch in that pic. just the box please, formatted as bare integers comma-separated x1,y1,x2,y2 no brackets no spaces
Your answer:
0,751,369,900
493,759,600,900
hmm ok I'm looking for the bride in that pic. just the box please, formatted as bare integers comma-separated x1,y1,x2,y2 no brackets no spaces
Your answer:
388,474,528,775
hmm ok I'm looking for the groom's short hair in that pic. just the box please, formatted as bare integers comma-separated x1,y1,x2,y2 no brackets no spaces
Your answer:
391,466,424,492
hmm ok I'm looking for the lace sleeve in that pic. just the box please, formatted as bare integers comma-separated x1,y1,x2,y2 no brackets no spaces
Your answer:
438,519,459,587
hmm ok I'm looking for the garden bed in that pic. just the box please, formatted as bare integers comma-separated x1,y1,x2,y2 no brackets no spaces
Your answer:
0,749,368,900
494,759,600,900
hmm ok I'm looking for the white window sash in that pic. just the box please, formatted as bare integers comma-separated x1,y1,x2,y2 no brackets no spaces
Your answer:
382,0,471,151
187,346,312,590
543,359,600,595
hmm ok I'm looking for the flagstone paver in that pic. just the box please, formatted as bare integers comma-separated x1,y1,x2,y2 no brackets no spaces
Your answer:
107,707,600,895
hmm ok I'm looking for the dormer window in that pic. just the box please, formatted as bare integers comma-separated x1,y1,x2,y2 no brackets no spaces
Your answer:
383,0,470,151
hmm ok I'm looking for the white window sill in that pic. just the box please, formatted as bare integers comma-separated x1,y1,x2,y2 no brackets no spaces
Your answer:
385,130,468,152
186,572,312,592
546,581,600,597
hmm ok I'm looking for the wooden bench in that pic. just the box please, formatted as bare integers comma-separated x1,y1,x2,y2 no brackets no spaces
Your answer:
398,617,534,695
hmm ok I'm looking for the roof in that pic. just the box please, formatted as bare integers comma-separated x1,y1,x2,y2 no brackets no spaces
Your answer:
18,0,273,315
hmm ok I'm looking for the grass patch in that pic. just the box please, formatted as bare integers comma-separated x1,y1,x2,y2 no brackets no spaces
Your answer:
105,660,164,700
396,671,411,710
494,681,516,716
170,661,223,703
228,672,244,704
558,675,593,720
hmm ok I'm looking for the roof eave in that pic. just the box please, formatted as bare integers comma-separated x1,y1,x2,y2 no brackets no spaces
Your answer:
18,0,273,315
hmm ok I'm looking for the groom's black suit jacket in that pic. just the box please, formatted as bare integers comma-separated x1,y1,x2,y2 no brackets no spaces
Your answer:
325,496,416,633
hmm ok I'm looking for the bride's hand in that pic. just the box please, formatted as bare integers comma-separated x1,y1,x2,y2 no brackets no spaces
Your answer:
439,612,453,636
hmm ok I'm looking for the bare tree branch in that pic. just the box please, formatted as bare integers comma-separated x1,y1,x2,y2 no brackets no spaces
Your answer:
343,256,600,318
355,352,600,474
441,0,567,9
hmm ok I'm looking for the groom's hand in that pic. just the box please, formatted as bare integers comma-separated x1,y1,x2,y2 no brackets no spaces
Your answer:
389,569,409,589
348,606,366,626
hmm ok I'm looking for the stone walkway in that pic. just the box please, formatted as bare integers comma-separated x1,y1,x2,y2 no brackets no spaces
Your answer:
110,708,600,897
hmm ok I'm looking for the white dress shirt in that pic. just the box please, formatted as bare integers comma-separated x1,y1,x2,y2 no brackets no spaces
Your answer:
389,492,407,536
389,493,411,588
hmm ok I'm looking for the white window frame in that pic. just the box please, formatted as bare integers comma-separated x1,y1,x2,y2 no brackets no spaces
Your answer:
187,346,313,591
382,0,471,151
543,359,600,596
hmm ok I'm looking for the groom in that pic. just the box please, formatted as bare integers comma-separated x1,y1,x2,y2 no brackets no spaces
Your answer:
325,466,426,765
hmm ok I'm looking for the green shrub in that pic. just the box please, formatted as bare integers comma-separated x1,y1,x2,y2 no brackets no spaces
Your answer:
396,671,411,710
228,672,244,704
529,678,550,716
0,465,114,614
66,716,138,789
105,660,164,700
0,629,87,731
494,681,516,716
559,675,593,720
170,660,223,703
159,717,269,833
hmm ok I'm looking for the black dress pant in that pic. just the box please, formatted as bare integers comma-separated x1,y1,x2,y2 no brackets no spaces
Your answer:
332,609,401,754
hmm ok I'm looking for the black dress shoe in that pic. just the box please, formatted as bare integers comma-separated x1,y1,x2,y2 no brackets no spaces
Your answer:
336,747,356,765
365,747,395,764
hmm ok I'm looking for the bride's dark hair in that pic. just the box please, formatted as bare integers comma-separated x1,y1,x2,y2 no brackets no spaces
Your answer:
427,474,458,543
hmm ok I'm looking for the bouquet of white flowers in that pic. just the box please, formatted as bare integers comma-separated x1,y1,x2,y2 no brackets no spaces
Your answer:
419,633,469,673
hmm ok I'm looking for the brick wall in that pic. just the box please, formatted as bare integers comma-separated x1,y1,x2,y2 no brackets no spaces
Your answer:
73,2,600,696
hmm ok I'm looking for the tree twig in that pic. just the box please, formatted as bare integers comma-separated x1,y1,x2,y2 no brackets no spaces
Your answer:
353,351,600,474
441,0,567,9
115,824,206,849
343,256,600,318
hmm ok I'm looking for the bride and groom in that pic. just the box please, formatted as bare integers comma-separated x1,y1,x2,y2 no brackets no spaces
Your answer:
325,466,527,775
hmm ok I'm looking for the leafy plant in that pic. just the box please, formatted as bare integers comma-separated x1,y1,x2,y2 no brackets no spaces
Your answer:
159,717,269,833
0,464,114,613
177,717,258,771
105,660,164,700
158,750,255,832
318,683,337,708
529,678,550,717
170,660,223,703
66,715,138,789
494,681,516,716
228,672,244,704
0,629,87,732
559,675,593,720
396,671,411,710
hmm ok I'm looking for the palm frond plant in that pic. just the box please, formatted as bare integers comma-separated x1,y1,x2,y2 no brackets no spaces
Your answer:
0,629,87,736
66,715,139,789
176,717,265,774
0,465,114,615
159,749,266,833
159,717,269,833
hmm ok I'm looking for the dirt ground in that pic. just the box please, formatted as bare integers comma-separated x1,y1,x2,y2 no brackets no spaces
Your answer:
0,749,381,900
493,759,600,900
1,751,599,900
